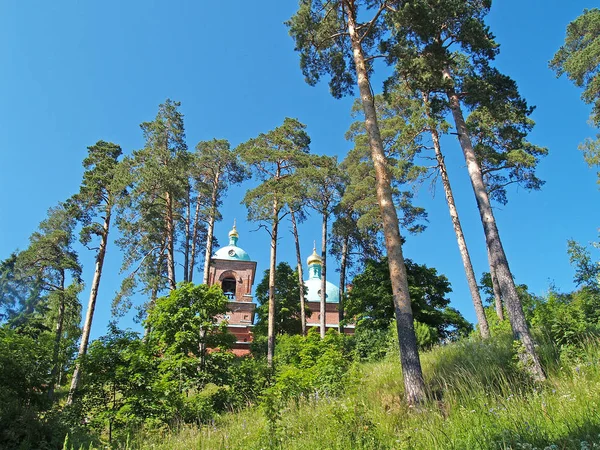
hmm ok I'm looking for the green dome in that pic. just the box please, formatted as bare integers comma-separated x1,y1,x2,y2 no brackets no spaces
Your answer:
214,244,251,261
213,223,252,261
304,277,339,304
304,245,339,303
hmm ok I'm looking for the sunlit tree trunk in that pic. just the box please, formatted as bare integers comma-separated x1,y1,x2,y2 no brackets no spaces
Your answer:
165,192,176,290
443,66,545,380
290,210,307,335
202,173,220,285
189,193,202,283
426,106,490,338
487,246,505,321
267,193,279,369
49,272,66,400
320,212,328,338
344,0,425,404
338,235,348,333
183,188,191,283
67,208,112,405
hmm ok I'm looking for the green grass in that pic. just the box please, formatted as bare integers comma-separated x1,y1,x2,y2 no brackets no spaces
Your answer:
99,334,600,449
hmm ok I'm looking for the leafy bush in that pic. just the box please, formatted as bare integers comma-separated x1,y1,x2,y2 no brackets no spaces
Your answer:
262,329,355,418
0,327,60,449
529,288,600,353
353,327,389,361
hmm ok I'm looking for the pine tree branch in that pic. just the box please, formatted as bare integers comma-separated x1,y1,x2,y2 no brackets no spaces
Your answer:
358,1,387,45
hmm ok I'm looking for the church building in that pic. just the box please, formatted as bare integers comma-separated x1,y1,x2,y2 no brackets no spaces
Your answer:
205,224,257,356
303,246,354,333
206,225,352,356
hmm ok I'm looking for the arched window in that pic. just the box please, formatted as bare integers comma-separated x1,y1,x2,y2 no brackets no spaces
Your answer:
222,277,236,299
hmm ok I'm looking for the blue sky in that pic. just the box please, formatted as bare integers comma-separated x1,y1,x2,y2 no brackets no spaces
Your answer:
1,0,598,338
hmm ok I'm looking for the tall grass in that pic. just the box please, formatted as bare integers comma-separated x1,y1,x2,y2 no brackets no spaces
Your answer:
85,333,600,449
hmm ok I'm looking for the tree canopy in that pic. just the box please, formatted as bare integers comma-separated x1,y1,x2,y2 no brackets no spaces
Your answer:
347,257,473,341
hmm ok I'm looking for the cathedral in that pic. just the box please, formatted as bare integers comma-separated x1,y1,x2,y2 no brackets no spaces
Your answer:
206,224,353,356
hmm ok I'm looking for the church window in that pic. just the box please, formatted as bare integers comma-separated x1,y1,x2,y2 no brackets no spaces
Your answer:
222,277,236,297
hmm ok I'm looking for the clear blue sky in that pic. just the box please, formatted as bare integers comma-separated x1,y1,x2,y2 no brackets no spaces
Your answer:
1,0,598,338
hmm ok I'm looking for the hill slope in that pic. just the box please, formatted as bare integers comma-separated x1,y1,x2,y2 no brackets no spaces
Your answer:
129,334,600,450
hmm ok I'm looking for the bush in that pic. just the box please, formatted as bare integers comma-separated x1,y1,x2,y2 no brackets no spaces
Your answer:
353,327,389,362
530,288,600,353
0,327,65,450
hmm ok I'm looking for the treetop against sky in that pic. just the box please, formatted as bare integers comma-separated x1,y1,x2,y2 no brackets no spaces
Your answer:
0,0,599,338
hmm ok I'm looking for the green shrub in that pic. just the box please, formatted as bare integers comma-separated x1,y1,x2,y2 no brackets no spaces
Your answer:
530,288,600,353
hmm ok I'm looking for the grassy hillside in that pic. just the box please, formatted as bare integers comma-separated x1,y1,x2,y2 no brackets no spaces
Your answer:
116,333,600,450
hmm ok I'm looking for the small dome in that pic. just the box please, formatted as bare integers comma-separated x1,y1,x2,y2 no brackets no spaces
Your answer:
228,221,239,239
304,277,339,304
306,247,322,266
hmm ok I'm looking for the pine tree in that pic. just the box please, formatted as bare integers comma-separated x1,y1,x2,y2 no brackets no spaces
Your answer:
115,100,188,318
551,8,600,172
388,0,545,379
16,203,83,400
66,141,123,405
237,118,310,368
288,0,427,404
193,139,248,284
300,155,345,338
289,206,309,335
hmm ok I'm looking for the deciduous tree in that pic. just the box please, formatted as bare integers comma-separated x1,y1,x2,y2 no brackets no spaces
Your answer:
347,257,472,341
254,262,308,336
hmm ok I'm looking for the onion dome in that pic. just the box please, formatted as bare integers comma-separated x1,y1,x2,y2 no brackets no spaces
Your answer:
304,242,339,304
213,221,251,261
228,220,239,240
306,243,322,266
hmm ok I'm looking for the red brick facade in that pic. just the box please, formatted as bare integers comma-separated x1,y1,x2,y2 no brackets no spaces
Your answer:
207,231,354,356
207,258,257,356
305,301,355,334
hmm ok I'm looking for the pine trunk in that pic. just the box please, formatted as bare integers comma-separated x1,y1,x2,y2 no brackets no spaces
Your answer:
267,194,279,369
165,192,176,290
183,189,191,283
344,0,426,404
338,235,348,333
487,246,505,321
443,67,545,380
67,208,112,405
290,210,307,335
203,176,220,285
428,118,490,338
320,212,327,339
144,286,159,339
49,272,66,400
189,192,202,283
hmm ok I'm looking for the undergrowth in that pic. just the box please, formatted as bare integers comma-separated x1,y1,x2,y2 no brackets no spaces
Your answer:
73,333,600,449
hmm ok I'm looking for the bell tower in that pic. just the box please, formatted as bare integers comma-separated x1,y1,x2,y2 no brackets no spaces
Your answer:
206,222,257,355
